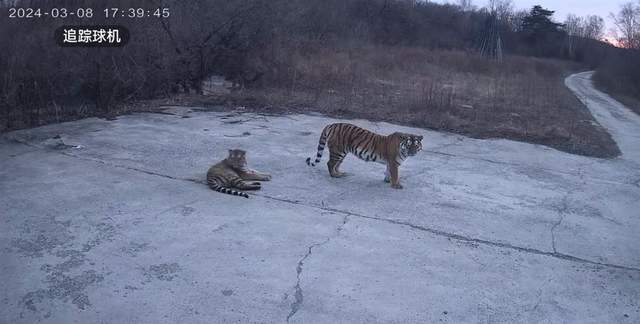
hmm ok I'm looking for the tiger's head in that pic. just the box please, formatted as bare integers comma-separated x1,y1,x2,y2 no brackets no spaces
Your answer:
398,133,423,156
226,149,247,168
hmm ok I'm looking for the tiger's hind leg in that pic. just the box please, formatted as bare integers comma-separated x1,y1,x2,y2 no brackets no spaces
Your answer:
237,181,262,190
327,147,347,178
231,177,262,191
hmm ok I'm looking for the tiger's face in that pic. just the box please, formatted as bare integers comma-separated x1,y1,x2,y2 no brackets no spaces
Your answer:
400,134,423,156
226,149,247,168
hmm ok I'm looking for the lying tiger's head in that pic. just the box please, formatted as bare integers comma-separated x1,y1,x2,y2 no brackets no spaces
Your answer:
226,149,247,168
398,134,423,156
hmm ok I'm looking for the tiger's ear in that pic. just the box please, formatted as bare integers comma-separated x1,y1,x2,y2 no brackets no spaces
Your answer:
417,135,423,141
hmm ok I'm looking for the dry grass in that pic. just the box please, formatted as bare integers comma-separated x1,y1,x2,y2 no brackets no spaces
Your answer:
217,45,619,158
593,75,640,117
5,43,618,158
593,50,640,117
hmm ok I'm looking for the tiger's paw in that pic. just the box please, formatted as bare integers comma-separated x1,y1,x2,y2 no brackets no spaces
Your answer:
391,183,403,189
335,172,349,178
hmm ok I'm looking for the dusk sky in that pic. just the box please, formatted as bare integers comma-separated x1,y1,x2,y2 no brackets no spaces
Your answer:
438,0,631,36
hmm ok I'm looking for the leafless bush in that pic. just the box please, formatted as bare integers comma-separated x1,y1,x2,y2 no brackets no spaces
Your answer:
594,49,640,114
0,0,274,131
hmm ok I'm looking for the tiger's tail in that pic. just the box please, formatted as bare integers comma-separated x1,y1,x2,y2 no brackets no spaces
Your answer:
207,178,249,198
306,124,332,167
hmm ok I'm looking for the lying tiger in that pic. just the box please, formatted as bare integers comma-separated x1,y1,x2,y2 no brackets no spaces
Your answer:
207,149,271,198
306,123,423,189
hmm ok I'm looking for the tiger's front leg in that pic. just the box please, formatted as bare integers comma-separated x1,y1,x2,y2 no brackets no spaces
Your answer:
384,165,391,183
388,163,403,189
239,169,272,181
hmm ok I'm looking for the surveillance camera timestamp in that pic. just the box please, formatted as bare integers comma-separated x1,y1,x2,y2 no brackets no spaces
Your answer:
7,7,170,19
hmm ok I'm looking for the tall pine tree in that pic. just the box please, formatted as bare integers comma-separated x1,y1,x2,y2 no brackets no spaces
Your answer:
520,5,564,56
522,5,563,37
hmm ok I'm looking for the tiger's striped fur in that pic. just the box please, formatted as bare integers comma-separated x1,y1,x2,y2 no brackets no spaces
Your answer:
207,149,271,198
306,123,423,189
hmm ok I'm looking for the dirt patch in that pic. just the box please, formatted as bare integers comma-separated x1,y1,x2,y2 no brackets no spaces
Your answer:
144,263,181,282
120,242,151,257
14,217,119,317
12,217,73,258
81,222,117,252
21,270,104,314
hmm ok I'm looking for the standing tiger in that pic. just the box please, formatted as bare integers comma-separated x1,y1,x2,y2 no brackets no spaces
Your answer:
306,123,423,189
207,149,271,198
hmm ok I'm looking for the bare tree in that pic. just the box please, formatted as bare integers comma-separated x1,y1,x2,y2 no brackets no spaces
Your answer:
564,14,584,36
564,14,604,40
583,15,605,40
488,0,513,22
508,9,528,32
611,2,640,48
457,0,473,11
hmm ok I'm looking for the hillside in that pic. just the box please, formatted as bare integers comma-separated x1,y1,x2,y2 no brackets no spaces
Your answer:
1,0,638,158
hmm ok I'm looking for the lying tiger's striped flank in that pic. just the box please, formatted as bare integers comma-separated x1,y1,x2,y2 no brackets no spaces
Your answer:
207,149,272,198
306,123,423,189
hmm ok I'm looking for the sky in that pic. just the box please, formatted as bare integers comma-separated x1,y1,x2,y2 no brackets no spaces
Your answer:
437,0,632,37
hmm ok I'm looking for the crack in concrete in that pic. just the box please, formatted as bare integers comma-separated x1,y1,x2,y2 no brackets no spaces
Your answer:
4,149,39,160
550,195,570,254
8,134,634,188
9,137,193,184
286,237,329,323
526,277,553,314
286,213,349,323
10,139,640,273
528,288,544,313
550,167,589,253
280,197,640,272
261,196,640,273
550,167,588,253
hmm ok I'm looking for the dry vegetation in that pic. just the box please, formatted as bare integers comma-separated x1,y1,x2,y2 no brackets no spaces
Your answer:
0,0,632,158
210,45,619,157
594,49,640,115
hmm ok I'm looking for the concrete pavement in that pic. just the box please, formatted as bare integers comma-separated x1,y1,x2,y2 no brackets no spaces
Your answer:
1,72,639,323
